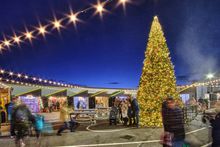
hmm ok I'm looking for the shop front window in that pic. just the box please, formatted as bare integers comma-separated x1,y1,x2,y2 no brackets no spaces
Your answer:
19,95,43,113
74,96,88,109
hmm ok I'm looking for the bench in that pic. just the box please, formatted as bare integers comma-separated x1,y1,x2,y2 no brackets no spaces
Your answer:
70,109,97,125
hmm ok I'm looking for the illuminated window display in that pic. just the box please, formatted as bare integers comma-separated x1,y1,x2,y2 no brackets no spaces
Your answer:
95,96,109,108
74,96,88,109
0,88,10,109
48,96,67,111
19,95,43,113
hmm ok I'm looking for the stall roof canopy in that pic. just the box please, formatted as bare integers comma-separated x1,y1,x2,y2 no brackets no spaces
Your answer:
15,88,41,97
9,84,40,96
68,90,88,97
110,91,124,97
90,90,107,97
42,88,62,97
0,81,9,89
45,89,67,97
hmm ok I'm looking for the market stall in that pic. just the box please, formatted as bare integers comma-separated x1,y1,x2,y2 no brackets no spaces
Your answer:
90,90,109,118
46,89,67,112
16,89,43,113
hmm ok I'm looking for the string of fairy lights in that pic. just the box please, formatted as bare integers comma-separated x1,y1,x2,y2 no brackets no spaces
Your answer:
0,0,132,52
1,67,220,92
0,68,139,92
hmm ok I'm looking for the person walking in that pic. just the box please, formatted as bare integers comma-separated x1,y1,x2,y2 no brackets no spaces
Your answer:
33,113,44,140
12,103,34,147
131,97,140,128
57,114,80,136
161,97,185,147
5,97,17,138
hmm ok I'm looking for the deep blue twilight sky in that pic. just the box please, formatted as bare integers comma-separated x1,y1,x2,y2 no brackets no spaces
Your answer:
0,0,220,88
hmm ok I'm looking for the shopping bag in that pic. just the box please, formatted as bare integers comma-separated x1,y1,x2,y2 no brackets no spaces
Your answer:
160,131,174,147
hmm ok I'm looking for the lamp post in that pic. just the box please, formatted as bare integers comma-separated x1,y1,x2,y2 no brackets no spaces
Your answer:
206,73,214,109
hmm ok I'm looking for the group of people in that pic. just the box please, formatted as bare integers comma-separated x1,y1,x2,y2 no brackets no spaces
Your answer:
109,97,140,128
161,96,220,147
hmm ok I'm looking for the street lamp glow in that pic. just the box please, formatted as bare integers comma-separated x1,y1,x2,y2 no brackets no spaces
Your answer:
206,73,214,79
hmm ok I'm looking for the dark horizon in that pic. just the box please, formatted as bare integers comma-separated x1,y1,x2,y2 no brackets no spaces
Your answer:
0,0,220,88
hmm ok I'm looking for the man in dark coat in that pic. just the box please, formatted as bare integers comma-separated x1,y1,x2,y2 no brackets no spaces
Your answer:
162,97,185,147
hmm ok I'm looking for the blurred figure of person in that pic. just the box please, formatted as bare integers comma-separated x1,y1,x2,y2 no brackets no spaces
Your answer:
57,102,78,136
203,101,220,146
161,97,185,147
131,97,140,128
33,113,44,140
121,101,128,126
11,103,34,147
109,101,118,125
56,101,60,111
127,101,133,126
5,97,17,137
118,101,123,123
57,114,80,136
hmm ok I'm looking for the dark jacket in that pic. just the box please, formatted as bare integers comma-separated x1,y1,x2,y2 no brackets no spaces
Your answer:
162,106,185,140
210,113,220,146
131,99,140,112
11,104,34,125
127,106,132,118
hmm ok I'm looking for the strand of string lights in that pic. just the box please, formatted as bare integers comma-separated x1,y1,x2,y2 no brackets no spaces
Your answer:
0,68,139,91
1,67,220,91
0,0,132,53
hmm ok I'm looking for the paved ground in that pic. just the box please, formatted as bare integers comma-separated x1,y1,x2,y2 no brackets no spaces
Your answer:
0,114,213,147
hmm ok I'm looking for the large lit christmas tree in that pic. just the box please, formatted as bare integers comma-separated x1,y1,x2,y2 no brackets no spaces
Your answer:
137,16,179,127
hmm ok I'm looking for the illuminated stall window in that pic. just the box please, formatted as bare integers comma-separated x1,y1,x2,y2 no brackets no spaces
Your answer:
74,96,88,109
95,96,109,108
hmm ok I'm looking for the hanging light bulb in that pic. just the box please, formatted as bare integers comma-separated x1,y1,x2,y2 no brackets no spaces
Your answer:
17,74,22,78
3,39,11,48
37,22,48,38
52,15,64,33
0,70,5,74
67,9,81,29
24,27,34,43
9,72,13,76
93,1,107,18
